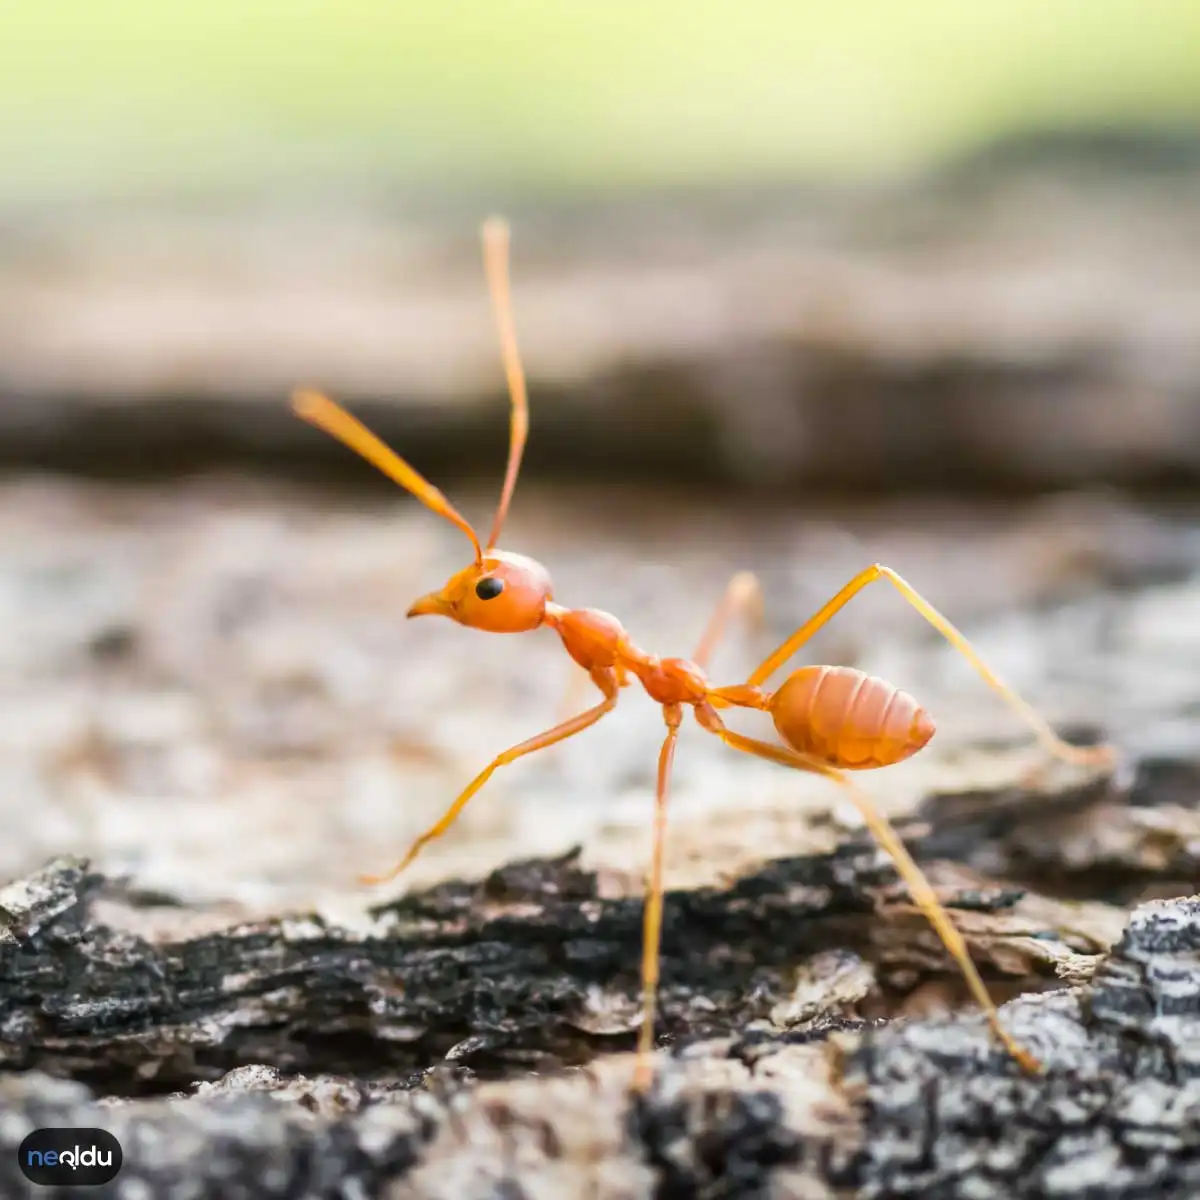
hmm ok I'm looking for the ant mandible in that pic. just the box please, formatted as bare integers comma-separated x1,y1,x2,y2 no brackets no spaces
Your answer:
292,217,1117,1091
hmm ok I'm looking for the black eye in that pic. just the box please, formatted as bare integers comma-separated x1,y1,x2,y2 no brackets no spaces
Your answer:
475,577,504,601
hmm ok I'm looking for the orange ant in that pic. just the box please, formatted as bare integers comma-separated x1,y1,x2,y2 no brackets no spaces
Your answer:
292,217,1117,1090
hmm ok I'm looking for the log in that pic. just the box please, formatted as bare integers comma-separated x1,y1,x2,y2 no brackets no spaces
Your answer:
0,843,1120,1089
0,799,1198,1198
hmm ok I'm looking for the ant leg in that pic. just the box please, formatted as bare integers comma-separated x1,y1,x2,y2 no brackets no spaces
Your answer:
361,668,619,886
744,563,1113,769
557,661,630,722
556,663,591,722
692,570,764,671
694,703,1041,1074
633,703,683,1093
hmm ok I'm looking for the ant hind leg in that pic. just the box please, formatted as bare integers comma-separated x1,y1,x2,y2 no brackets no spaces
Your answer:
744,563,1114,770
693,702,1042,1075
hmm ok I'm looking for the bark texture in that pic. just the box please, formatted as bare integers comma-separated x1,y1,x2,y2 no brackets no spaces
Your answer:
0,773,1198,1200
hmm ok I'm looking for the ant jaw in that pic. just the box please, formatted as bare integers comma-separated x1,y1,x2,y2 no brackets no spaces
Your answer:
406,591,452,620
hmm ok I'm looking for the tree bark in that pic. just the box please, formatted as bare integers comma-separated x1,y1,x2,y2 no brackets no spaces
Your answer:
1,760,1198,1200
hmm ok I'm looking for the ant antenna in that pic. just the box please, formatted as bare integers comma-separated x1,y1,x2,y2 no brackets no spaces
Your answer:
481,216,529,552
291,388,483,563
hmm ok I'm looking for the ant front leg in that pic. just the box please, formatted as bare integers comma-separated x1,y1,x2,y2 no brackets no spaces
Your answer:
693,702,1041,1074
745,564,1115,770
633,702,683,1093
361,667,620,886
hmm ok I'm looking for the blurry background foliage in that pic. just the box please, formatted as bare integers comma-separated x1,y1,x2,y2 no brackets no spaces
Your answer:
2,1,1200,212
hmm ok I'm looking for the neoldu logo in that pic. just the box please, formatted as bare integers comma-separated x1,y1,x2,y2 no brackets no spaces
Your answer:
18,1128,123,1187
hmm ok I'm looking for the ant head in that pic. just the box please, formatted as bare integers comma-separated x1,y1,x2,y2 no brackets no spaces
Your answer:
292,218,543,637
407,550,553,632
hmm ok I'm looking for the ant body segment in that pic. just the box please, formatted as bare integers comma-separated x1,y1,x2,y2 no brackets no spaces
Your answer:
293,218,1116,1091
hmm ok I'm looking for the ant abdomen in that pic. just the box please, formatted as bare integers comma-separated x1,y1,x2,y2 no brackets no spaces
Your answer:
769,664,935,770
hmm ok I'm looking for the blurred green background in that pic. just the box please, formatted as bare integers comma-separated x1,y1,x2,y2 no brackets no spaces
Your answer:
2,1,1200,211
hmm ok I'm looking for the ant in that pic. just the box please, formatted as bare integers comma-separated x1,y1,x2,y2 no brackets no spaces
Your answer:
292,217,1117,1090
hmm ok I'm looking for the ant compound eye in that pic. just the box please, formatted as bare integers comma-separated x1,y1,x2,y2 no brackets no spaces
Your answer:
475,577,505,601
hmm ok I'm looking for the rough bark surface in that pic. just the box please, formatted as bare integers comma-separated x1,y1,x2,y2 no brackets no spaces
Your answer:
0,845,1198,1199
0,839,1120,1090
